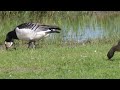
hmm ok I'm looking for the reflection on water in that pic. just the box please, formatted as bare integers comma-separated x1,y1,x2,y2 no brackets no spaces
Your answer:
63,26,105,43
48,13,120,43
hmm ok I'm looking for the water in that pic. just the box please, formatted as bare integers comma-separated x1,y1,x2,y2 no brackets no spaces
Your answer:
63,26,105,43
48,20,119,44
48,13,120,44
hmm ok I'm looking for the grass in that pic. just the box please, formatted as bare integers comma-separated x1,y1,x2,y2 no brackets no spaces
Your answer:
0,42,120,79
1,11,120,79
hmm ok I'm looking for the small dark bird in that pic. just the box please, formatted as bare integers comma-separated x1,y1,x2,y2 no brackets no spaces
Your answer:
107,40,120,59
4,22,61,49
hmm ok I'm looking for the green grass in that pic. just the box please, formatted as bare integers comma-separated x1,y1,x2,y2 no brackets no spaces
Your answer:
1,11,120,79
0,43,120,79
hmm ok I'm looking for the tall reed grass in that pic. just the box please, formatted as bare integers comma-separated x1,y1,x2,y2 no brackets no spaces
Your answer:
0,11,120,46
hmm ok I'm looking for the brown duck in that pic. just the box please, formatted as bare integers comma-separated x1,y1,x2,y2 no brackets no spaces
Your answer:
107,41,120,59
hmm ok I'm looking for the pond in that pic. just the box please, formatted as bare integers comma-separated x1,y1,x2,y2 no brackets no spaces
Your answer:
62,25,105,43
48,13,120,44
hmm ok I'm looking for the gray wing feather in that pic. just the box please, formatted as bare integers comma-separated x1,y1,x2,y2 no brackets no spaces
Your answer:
16,22,61,32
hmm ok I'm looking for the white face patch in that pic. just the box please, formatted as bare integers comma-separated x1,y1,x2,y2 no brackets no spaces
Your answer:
5,41,13,48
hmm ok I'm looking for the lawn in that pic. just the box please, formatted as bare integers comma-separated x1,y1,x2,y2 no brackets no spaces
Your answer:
0,43,120,79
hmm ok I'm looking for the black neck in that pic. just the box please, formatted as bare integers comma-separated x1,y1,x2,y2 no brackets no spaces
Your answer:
5,30,18,42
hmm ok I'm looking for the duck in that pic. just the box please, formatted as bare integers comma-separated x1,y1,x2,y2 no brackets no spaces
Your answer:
4,22,61,49
107,40,120,59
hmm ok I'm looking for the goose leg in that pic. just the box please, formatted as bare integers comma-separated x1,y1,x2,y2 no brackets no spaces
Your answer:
28,41,36,48
13,41,16,50
28,41,32,48
31,41,36,48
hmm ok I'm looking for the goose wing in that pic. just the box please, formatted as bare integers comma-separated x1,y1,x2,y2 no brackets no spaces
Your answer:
16,23,61,32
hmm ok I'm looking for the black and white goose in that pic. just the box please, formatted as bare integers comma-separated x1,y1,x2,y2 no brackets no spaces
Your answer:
5,22,61,49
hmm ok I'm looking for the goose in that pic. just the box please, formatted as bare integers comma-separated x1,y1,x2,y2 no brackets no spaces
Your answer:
107,40,120,59
4,22,61,49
